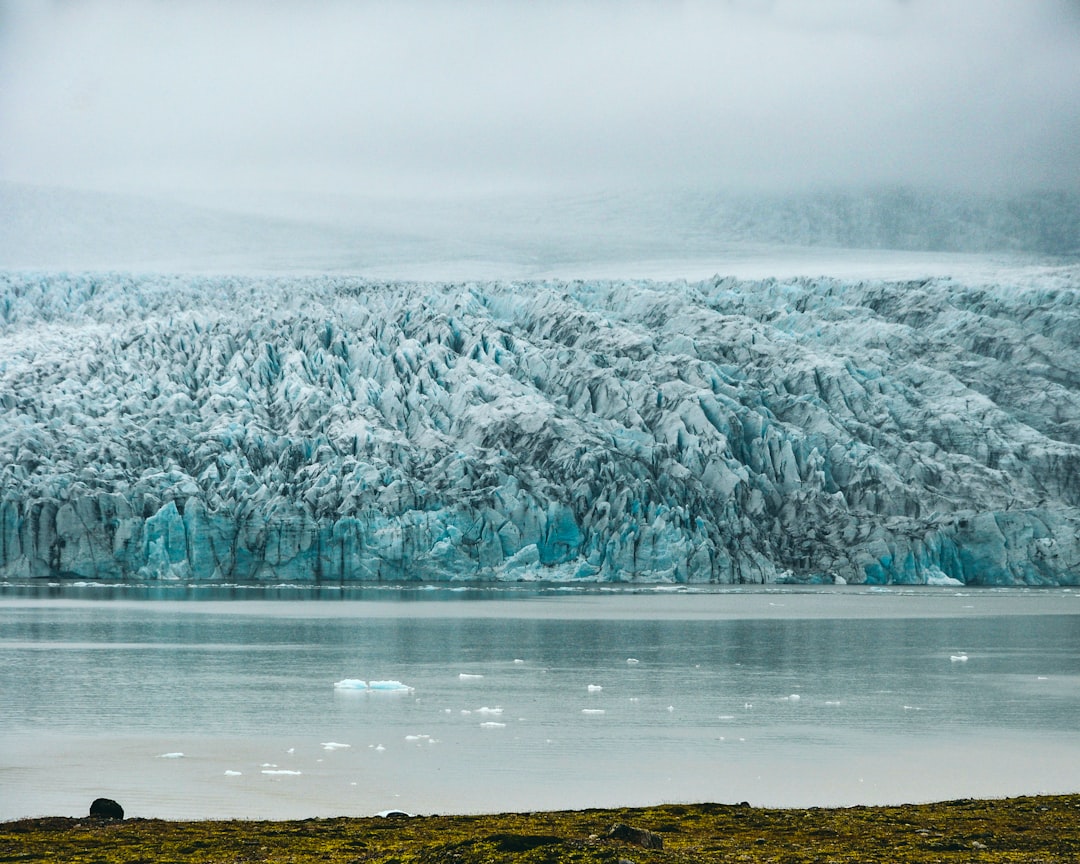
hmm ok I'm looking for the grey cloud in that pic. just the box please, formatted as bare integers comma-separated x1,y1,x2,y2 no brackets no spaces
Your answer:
1,0,1078,202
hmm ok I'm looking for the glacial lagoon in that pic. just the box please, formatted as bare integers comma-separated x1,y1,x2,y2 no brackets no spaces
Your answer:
1,584,1079,820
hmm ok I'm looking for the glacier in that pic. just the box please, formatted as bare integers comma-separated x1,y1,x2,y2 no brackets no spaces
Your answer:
1,268,1078,585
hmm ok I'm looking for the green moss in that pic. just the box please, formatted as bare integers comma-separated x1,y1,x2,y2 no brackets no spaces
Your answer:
3,794,1079,863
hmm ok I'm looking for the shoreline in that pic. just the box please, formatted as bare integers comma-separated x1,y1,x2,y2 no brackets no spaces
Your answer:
5,793,1079,862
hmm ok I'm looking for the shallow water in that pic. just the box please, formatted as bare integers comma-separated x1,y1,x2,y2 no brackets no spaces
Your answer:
1,584,1078,820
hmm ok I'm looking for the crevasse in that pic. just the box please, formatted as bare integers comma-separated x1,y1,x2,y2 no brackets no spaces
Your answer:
1,270,1078,585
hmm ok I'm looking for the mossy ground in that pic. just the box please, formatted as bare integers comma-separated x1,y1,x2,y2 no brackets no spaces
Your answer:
3,794,1079,863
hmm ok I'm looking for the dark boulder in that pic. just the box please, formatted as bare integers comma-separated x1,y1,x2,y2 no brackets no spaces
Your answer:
89,798,124,820
608,822,663,849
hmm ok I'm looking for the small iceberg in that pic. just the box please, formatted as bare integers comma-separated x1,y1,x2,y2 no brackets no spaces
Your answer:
262,769,302,776
626,658,640,665
587,684,603,692
223,770,242,776
480,721,506,728
321,742,351,750
458,673,484,680
158,752,184,759
334,679,414,692
581,708,606,715
369,680,414,692
950,653,969,662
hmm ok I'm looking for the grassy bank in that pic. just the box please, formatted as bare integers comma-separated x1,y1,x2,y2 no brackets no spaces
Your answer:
3,794,1078,863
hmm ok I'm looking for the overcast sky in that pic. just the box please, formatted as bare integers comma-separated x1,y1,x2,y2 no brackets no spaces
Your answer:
1,0,1078,206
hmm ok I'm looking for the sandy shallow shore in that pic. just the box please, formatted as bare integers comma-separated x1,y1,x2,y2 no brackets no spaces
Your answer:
3,794,1079,863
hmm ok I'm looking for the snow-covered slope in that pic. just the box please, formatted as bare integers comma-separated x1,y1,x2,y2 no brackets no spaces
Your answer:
1,269,1078,584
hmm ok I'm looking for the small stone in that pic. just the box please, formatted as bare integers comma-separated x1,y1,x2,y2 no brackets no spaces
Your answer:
608,823,664,850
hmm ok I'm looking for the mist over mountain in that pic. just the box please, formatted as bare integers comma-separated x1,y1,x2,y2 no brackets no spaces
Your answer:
2,182,1076,276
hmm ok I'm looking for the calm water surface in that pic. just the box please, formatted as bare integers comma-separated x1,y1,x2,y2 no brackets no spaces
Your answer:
1,584,1078,819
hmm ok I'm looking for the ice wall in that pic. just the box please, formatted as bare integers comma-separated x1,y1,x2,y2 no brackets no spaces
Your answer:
1,269,1078,584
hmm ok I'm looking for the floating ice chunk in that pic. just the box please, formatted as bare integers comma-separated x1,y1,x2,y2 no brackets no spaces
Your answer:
335,678,414,692
782,694,801,701
458,673,484,680
581,708,606,715
287,748,295,754
158,752,184,759
475,706,503,715
404,734,430,741
480,721,506,728
1037,676,1049,680
513,659,525,664
824,701,842,706
666,705,675,712
262,769,302,776
262,763,277,768
321,742,351,750
369,680,414,692
950,653,969,662
718,715,735,720
374,745,386,751
587,684,603,692
626,658,640,665
224,770,242,776
926,572,964,587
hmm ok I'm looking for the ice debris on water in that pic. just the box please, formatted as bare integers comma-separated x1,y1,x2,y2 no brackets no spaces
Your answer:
223,770,242,776
369,680,414,692
582,708,606,715
587,684,603,692
334,679,413,692
950,653,969,662
2,271,1079,586
321,742,351,750
458,673,484,681
158,752,184,759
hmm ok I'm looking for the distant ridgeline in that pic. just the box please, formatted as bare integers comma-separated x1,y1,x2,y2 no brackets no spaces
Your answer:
1,270,1078,585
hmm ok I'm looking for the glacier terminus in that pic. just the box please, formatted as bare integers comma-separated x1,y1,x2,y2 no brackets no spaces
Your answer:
1,268,1078,586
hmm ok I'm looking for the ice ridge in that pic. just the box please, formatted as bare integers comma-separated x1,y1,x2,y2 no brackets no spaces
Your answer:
1,270,1078,585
